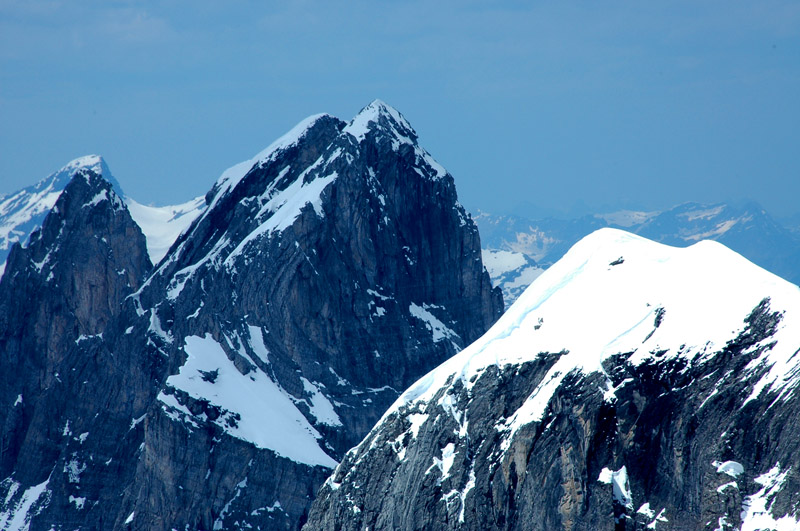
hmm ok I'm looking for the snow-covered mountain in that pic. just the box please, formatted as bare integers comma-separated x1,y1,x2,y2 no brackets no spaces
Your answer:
0,156,121,278
126,196,205,264
477,202,800,308
0,100,502,530
307,228,800,530
0,155,205,279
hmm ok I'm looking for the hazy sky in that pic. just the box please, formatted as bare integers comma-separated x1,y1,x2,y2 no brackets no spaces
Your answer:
2,1,798,218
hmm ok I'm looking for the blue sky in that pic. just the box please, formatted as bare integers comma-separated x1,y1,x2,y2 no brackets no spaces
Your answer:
1,1,798,218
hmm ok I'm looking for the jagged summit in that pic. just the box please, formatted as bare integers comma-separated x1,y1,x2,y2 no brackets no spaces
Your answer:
0,100,501,529
306,228,800,530
344,99,417,142
52,154,123,196
0,154,123,277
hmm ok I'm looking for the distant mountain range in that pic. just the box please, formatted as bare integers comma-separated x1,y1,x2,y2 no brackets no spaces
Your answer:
476,202,800,307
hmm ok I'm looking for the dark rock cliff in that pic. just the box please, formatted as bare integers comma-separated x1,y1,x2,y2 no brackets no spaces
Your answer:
306,228,800,531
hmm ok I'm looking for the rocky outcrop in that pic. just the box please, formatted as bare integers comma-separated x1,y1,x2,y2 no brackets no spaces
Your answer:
0,100,502,530
306,228,800,531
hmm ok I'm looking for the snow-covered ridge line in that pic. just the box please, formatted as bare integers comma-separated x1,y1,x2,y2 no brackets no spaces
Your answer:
385,228,800,423
208,113,332,211
344,99,447,178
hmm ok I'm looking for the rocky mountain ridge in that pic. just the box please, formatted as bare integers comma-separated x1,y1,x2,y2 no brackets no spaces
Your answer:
307,228,800,530
0,100,502,530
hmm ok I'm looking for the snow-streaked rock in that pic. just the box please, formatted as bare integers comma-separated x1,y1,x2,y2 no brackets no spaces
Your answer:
307,228,800,531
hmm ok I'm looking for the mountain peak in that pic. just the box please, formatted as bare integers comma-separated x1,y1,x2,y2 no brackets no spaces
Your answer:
55,154,124,198
391,226,798,415
1,155,124,275
344,99,417,143
59,154,105,175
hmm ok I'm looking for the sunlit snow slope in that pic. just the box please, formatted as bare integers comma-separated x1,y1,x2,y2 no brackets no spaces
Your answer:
126,197,205,264
397,228,800,416
308,228,800,531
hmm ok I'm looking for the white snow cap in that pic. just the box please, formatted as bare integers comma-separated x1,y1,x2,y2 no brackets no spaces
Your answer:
389,228,800,424
59,154,105,176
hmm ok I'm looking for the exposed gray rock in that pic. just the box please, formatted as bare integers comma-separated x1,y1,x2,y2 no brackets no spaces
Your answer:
306,229,800,531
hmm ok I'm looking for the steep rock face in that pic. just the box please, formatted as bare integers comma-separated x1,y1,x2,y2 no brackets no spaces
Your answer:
306,228,800,531
117,100,501,530
0,101,502,530
0,168,152,528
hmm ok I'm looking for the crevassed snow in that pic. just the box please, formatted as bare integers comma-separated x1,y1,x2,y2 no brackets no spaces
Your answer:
383,228,800,448
159,334,337,468
126,196,205,263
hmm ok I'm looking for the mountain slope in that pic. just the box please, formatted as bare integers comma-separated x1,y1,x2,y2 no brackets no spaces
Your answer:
0,100,502,530
118,100,501,529
306,228,800,530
